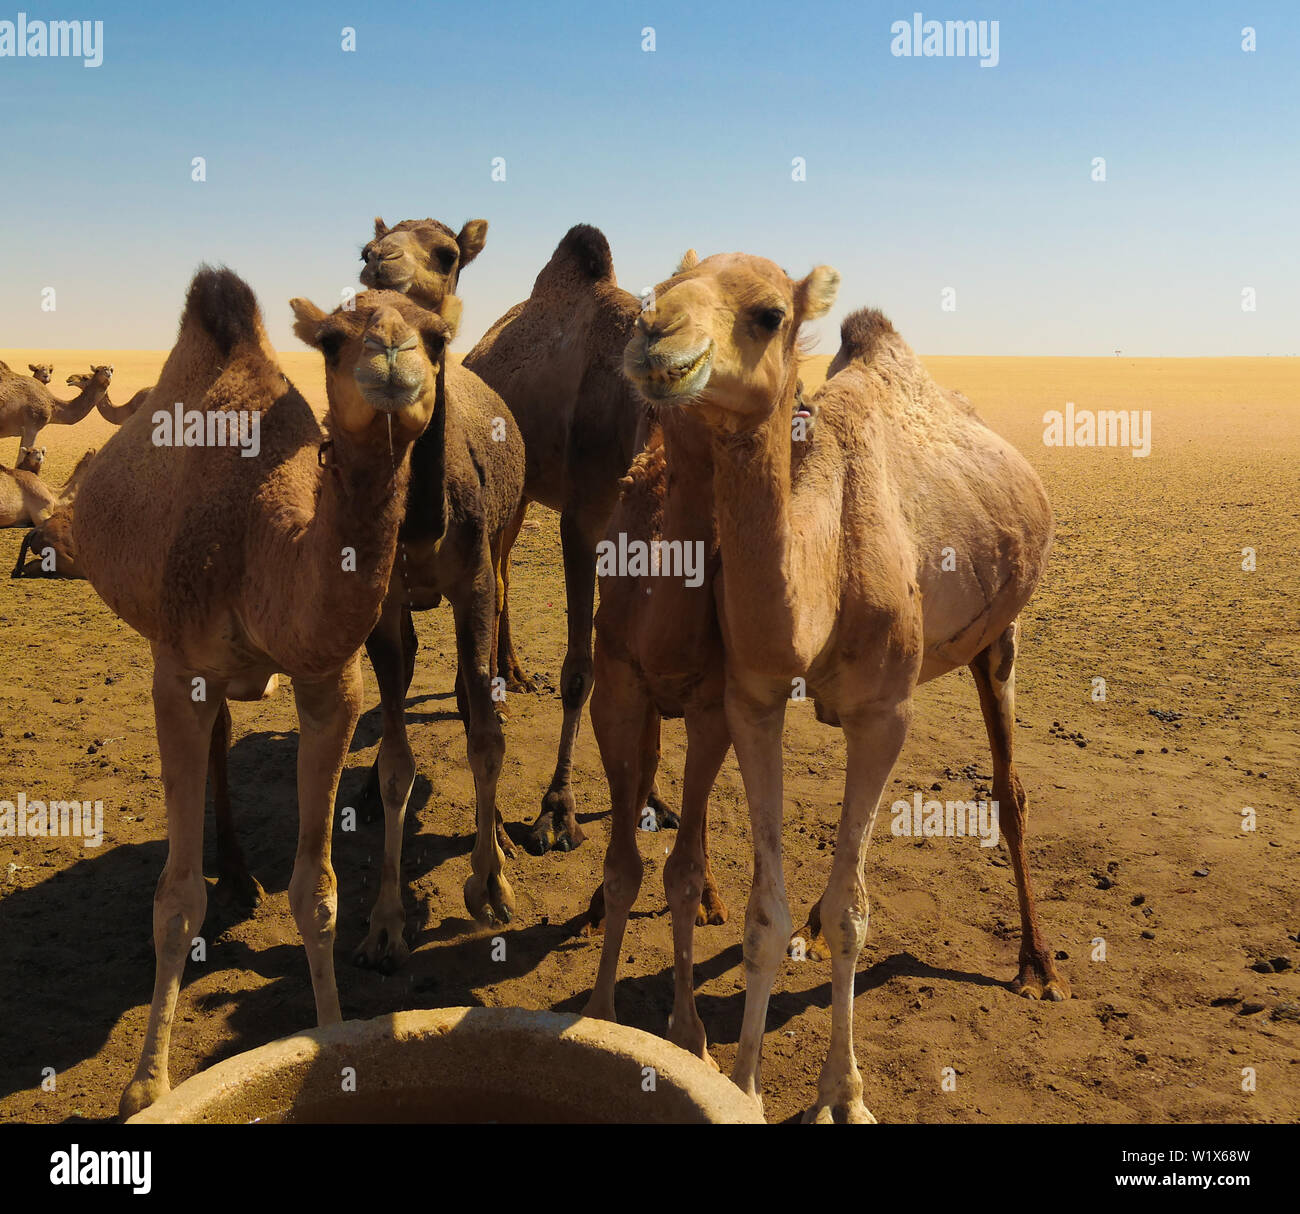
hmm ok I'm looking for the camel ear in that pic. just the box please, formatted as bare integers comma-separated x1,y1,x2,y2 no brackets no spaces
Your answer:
457,220,487,267
28,364,38,373
675,249,699,274
438,294,463,338
290,297,329,347
797,265,840,320
373,216,389,239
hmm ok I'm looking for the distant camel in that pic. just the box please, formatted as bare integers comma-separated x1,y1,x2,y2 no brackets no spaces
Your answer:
0,363,112,457
623,252,1069,1123
0,447,93,528
11,451,97,578
0,361,54,384
73,267,449,1117
66,371,152,424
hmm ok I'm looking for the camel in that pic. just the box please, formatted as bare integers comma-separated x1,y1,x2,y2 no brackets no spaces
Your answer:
66,371,152,424
12,502,84,578
360,216,487,329
0,363,112,457
581,398,734,1053
0,361,54,384
309,257,525,970
620,251,1069,1123
458,224,680,854
0,447,92,528
73,267,449,1117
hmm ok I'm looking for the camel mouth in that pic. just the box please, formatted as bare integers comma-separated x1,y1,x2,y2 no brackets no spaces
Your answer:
628,341,714,401
360,262,413,294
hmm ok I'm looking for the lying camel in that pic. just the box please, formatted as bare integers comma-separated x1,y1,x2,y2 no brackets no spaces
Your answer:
73,267,450,1117
622,252,1069,1123
0,447,92,527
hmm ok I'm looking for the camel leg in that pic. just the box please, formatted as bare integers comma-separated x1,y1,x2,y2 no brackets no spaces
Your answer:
971,623,1070,1001
289,656,363,1026
583,648,657,1020
495,499,535,692
805,699,910,1125
359,604,417,823
526,510,596,855
696,752,729,926
119,652,225,1119
727,684,791,1110
354,606,416,971
664,703,729,1059
210,698,265,911
454,556,514,925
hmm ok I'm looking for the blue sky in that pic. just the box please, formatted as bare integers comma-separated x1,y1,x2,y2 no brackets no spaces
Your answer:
1,1,1295,354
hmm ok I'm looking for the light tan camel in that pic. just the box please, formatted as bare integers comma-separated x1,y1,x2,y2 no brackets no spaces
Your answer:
67,371,152,424
0,447,92,528
0,363,112,456
73,267,449,1117
0,361,54,384
622,252,1068,1123
13,502,84,578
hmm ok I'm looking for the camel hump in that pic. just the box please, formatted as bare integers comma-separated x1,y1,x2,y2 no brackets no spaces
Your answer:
181,265,263,356
545,224,615,284
836,308,898,365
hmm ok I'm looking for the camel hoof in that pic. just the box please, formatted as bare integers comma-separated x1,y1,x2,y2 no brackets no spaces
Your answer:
789,925,830,961
495,821,517,861
119,1077,168,1120
213,867,265,913
1012,961,1071,1002
464,871,515,926
353,923,411,973
803,1099,876,1125
651,804,680,831
582,996,616,1023
696,891,729,927
525,807,584,857
504,671,537,694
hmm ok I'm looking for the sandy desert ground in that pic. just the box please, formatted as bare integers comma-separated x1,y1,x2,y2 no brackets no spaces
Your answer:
0,348,1296,1124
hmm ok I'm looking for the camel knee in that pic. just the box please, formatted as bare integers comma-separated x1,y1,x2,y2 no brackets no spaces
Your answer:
153,867,206,952
818,882,869,960
663,847,705,910
558,655,593,712
743,893,792,975
468,721,504,782
289,865,338,938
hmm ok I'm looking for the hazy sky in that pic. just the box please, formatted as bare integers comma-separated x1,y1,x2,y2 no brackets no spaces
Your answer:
1,1,1295,354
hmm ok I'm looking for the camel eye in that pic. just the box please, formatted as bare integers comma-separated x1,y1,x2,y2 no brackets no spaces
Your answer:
435,247,457,271
755,307,785,333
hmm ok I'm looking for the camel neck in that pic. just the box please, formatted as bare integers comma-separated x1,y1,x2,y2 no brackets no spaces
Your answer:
49,382,103,426
401,359,448,545
710,365,832,674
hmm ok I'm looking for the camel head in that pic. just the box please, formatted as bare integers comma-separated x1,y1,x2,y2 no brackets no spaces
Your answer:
16,445,46,473
624,251,839,434
77,365,114,391
291,290,450,442
359,216,487,331
66,372,87,387
28,363,53,384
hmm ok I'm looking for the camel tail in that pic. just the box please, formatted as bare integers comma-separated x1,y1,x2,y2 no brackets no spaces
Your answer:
181,265,264,356
836,308,898,366
546,224,615,283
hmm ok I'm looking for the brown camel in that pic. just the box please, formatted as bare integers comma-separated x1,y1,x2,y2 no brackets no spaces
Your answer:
11,449,97,578
0,363,112,456
0,361,54,384
0,447,92,527
460,224,680,854
73,267,449,1117
360,215,487,328
303,250,525,970
622,252,1068,1123
581,394,734,1056
66,371,152,424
